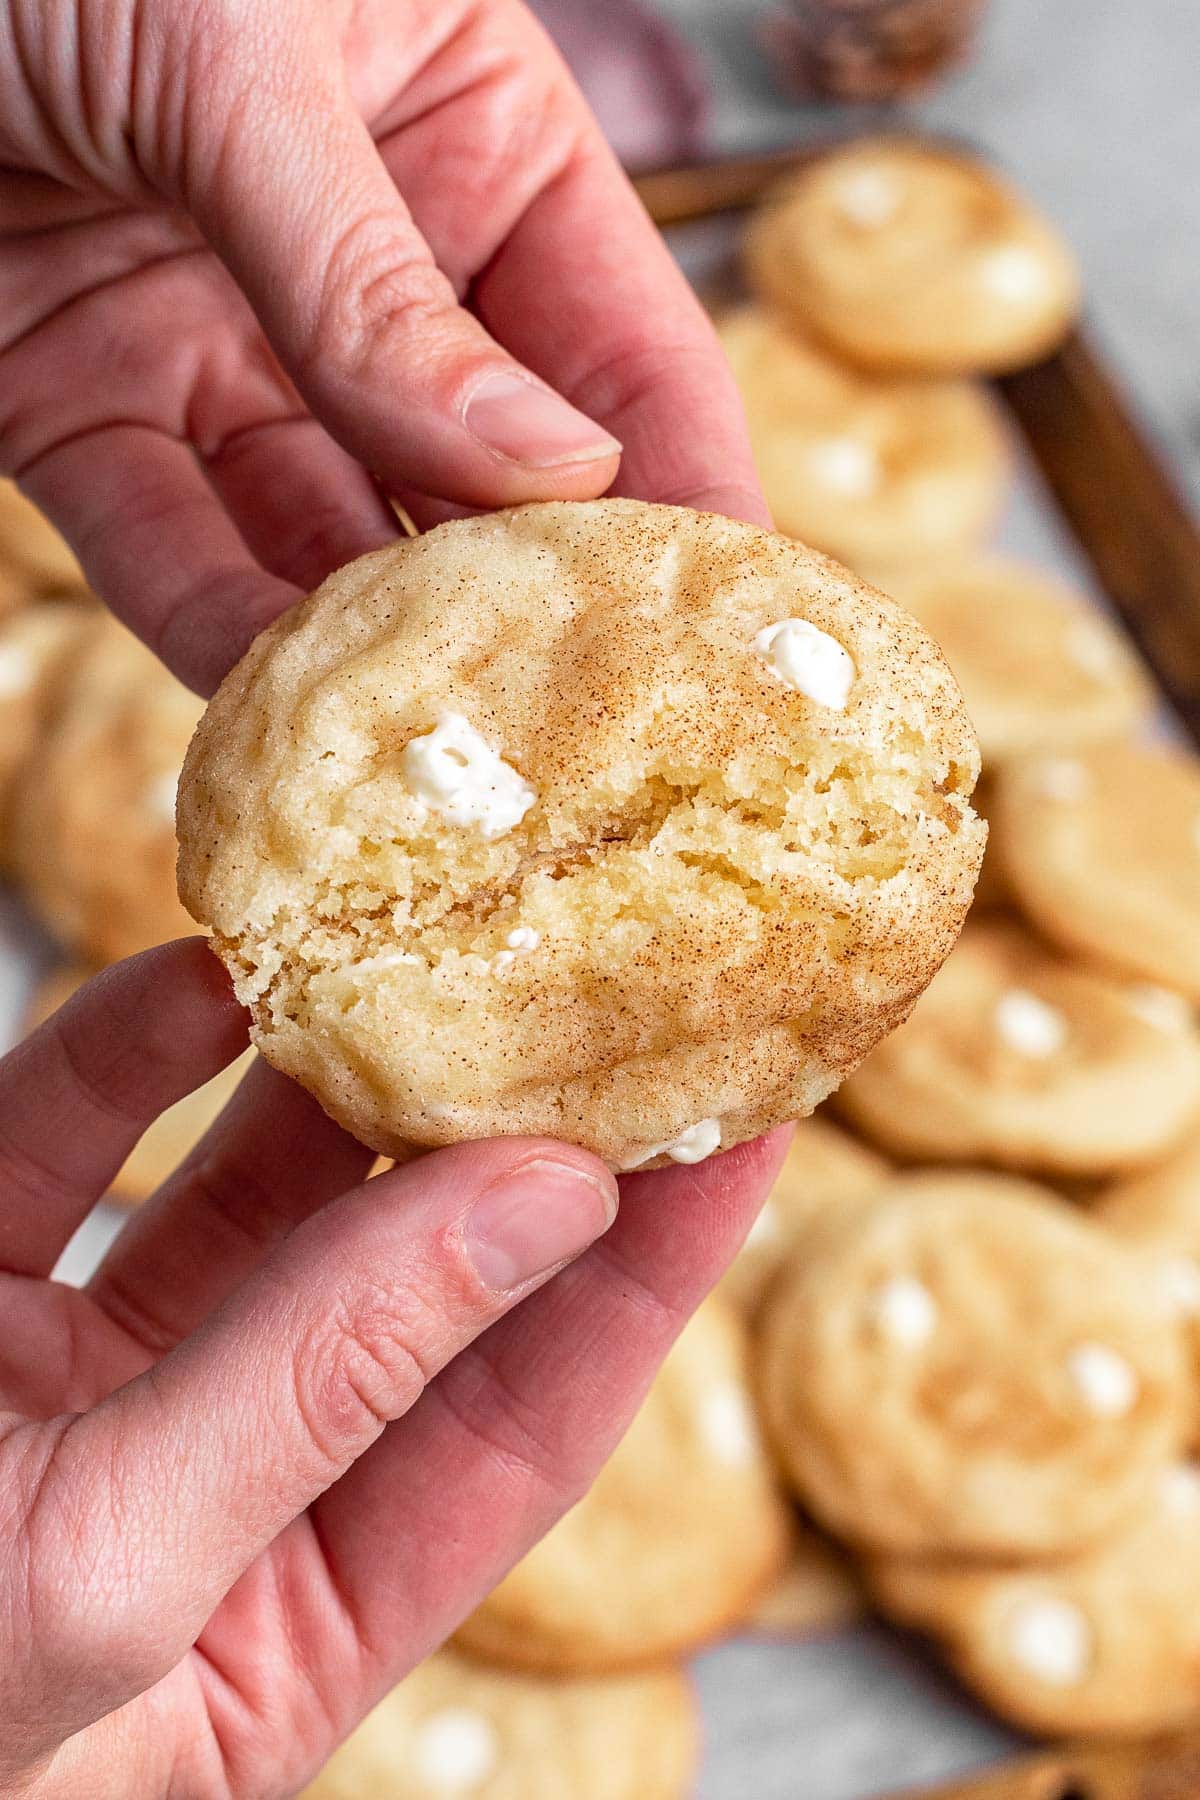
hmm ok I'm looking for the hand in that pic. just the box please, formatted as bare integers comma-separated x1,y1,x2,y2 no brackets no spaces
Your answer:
0,943,786,1793
0,0,767,698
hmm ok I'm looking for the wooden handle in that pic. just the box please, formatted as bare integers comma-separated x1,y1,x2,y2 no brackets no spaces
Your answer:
899,1732,1200,1797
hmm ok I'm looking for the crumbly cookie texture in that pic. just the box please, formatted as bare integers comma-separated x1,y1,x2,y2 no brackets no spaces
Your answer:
455,1299,790,1673
745,137,1080,377
758,1172,1190,1557
14,612,202,962
177,500,983,1168
886,558,1152,765
869,1460,1200,1739
298,1651,697,1800
717,306,1008,572
993,740,1200,1000
837,919,1200,1176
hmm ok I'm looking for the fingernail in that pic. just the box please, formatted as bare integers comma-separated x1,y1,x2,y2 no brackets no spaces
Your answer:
465,1157,619,1291
464,371,621,468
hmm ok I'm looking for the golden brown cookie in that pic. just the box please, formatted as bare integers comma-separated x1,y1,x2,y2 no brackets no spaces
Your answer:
993,741,1200,999
758,1172,1190,1557
0,478,84,596
0,599,94,865
13,613,202,962
869,1460,1200,1739
836,920,1200,1176
718,1113,891,1317
743,1518,865,1638
177,500,984,1171
886,560,1152,764
455,1298,790,1673
746,138,1080,376
299,1652,697,1799
717,306,1008,571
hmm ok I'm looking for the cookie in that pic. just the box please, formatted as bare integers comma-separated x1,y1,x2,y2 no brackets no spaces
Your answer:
743,1518,864,1638
1096,1127,1200,1414
745,138,1080,376
837,920,1200,1175
993,741,1200,999
299,1651,697,1799
177,500,984,1171
718,1112,891,1317
717,306,1008,571
0,478,84,597
12,612,202,962
455,1298,790,1672
757,1172,1190,1556
0,599,94,865
886,560,1152,764
869,1460,1200,1739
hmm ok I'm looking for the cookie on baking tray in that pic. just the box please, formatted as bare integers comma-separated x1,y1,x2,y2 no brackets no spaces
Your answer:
177,500,984,1171
757,1172,1190,1557
717,306,1008,572
745,138,1080,376
0,478,84,598
992,740,1200,1000
836,920,1200,1176
299,1651,697,1800
743,1518,865,1639
869,1460,1200,1739
1096,1127,1200,1414
455,1298,790,1673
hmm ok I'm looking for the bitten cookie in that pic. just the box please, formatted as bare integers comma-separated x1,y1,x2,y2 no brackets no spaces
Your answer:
299,1652,697,1800
0,479,84,597
0,599,94,864
719,1112,891,1317
455,1298,790,1672
718,307,1008,571
836,920,1200,1176
758,1173,1190,1556
745,138,1080,376
869,1460,1200,1739
993,741,1200,999
887,560,1151,764
177,500,984,1171
13,614,201,961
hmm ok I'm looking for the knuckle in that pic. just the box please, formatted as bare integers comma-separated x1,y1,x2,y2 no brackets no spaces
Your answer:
302,213,458,384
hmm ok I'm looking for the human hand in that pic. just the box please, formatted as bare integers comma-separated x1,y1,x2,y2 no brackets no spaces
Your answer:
0,0,767,697
0,942,785,1794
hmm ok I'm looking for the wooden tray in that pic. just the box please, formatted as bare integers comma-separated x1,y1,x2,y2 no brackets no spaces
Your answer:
632,148,1200,751
632,143,1200,1800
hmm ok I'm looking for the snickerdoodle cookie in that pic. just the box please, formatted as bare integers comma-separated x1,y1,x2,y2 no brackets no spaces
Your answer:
869,1460,1200,1739
13,612,202,962
0,598,94,863
746,139,1080,376
1096,1127,1200,1414
837,921,1200,1176
0,479,84,597
887,560,1151,764
758,1173,1190,1557
300,1652,697,1800
177,501,983,1170
717,307,1008,571
455,1299,789,1673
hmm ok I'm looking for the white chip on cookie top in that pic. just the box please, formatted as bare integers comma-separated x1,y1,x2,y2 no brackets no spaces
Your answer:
745,1197,781,1249
993,988,1068,1059
0,641,35,699
701,1382,761,1466
981,243,1052,304
834,165,902,229
1157,1255,1200,1319
1067,1342,1138,1418
402,712,536,839
505,926,540,952
1032,757,1090,803
412,1706,500,1791
1006,1595,1092,1686
1127,984,1193,1033
869,1275,937,1348
1161,1462,1200,1513
754,619,855,711
145,769,181,827
620,1117,722,1171
1064,618,1120,680
804,436,881,499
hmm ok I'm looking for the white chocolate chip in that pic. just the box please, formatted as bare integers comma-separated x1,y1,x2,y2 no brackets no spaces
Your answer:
835,166,902,228
412,1706,499,1791
1033,757,1090,803
0,641,35,699
869,1275,938,1348
145,769,180,827
505,926,539,952
402,712,536,839
1065,618,1120,680
1067,1342,1138,1418
620,1117,723,1171
754,618,855,711
993,988,1068,1058
1128,984,1193,1033
804,435,881,499
1157,1255,1200,1319
1006,1596,1092,1686
745,1197,781,1249
701,1382,761,1466
491,949,516,972
1161,1462,1200,1513
981,242,1050,304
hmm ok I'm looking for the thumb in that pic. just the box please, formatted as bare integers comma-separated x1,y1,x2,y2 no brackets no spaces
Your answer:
170,11,620,507
12,1142,616,1752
